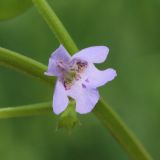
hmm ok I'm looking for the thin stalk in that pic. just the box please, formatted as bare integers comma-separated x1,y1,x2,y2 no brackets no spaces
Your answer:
32,0,153,159
0,102,52,119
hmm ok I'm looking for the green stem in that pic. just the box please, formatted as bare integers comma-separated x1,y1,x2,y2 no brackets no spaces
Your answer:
32,0,78,54
32,0,153,159
0,47,54,85
93,99,152,160
0,102,52,119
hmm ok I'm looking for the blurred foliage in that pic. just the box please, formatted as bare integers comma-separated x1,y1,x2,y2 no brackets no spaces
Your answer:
0,0,160,159
0,0,32,20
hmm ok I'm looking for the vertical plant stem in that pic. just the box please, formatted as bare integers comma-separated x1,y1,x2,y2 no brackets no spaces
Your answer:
32,0,153,159
32,0,78,54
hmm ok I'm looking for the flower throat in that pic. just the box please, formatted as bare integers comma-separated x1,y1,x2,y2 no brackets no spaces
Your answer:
58,58,88,90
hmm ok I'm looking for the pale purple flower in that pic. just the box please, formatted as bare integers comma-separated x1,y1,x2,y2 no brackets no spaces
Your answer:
45,45,117,115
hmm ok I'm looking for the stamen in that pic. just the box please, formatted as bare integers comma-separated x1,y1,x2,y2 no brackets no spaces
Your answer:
61,58,88,90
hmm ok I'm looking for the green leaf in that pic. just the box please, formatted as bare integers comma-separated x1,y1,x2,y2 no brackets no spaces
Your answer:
0,0,32,21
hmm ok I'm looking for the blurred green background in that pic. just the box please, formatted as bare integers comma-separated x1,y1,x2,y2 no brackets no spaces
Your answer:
0,0,160,159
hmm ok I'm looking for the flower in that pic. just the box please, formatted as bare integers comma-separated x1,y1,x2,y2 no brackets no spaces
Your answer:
45,45,117,115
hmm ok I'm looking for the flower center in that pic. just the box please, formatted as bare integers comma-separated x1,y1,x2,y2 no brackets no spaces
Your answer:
62,59,88,90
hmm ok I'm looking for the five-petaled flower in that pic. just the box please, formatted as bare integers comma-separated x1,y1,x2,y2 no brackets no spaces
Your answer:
45,45,117,115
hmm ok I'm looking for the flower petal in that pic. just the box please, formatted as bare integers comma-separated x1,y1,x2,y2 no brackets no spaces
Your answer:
66,84,100,114
45,45,71,76
72,46,109,63
84,64,117,88
53,80,69,115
